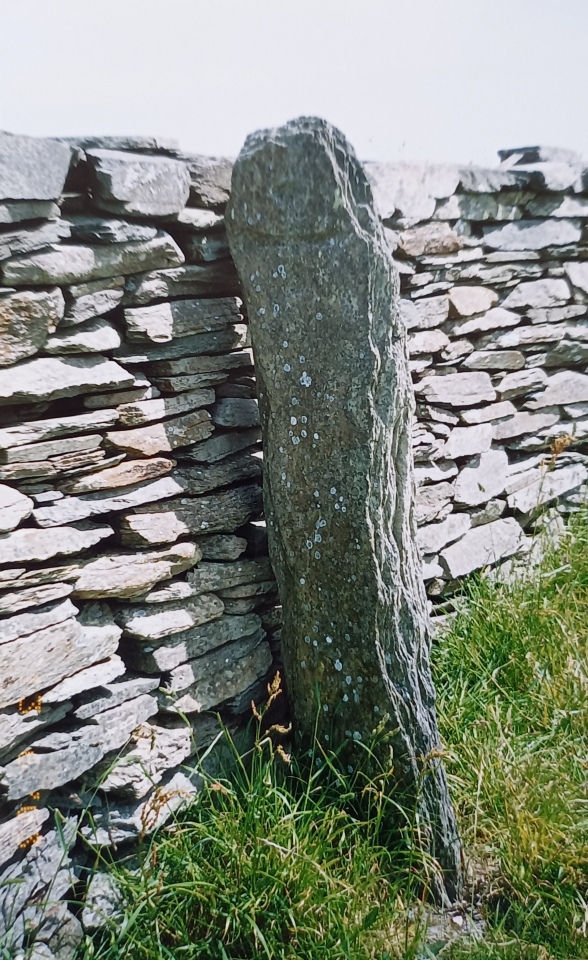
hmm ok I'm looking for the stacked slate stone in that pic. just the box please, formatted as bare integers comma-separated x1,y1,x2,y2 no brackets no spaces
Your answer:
367,145,588,606
0,131,279,951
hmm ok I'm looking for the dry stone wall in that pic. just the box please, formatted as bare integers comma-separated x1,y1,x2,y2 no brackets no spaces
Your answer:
367,146,588,613
2,128,588,949
0,131,279,951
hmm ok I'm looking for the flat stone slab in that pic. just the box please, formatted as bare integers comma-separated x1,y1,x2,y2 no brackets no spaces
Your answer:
463,351,524,371
453,450,509,506
447,286,498,317
44,317,122,355
447,306,521,337
507,463,588,514
0,521,113,565
440,517,527,578
0,131,71,200
31,475,185,527
119,483,263,545
1,694,158,800
116,389,214,427
0,408,119,450
418,513,471,556
63,275,125,325
165,631,264,694
122,611,258,673
122,263,240,306
115,328,248,365
105,409,212,457
482,219,581,250
415,482,455,524
1,233,184,286
163,642,272,715
74,675,160,720
0,355,133,405
179,153,233,210
62,457,175,494
525,371,588,409
497,368,548,400
0,288,64,367
0,610,120,710
71,541,201,599
0,199,60,224
0,808,50,869
501,278,571,310
64,215,157,244
115,593,224,641
0,580,72,615
366,161,459,222
123,296,241,343
442,424,493,459
187,558,273,594
460,401,517,425
0,597,78,645
0,483,33,532
415,371,496,407
43,651,126,704
86,149,191,217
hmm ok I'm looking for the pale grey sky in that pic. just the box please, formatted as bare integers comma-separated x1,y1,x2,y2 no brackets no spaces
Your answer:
1,0,586,167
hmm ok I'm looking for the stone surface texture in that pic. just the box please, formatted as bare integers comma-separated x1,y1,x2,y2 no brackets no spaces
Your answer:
227,116,461,894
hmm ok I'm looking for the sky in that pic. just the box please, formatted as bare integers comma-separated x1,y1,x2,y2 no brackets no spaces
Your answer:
1,0,587,167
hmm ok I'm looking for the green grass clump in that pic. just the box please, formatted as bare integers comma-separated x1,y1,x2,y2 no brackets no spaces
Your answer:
81,688,425,960
435,510,588,959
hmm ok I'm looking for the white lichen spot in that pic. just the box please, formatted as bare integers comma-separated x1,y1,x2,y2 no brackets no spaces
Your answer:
290,416,297,425
352,731,362,742
313,639,318,647
277,265,286,278
300,372,312,388
334,659,343,671
313,433,319,440
345,675,352,685
300,577,306,585
314,551,321,559
273,304,280,316
304,635,311,643
334,503,340,510
330,487,337,495
291,436,300,445
306,539,313,549
283,363,291,373
291,397,299,406
301,430,307,438
313,490,320,498
343,694,349,703
300,660,306,669
323,704,329,712
299,355,305,363
282,340,288,348
316,312,323,320
257,307,265,315
314,533,322,543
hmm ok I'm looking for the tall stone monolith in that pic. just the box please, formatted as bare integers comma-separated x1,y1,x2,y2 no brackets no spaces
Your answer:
226,117,462,899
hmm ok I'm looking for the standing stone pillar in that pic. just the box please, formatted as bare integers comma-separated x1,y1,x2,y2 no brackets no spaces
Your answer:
226,117,461,899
